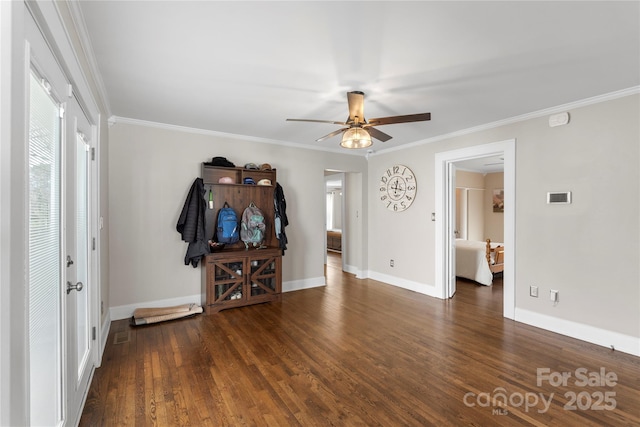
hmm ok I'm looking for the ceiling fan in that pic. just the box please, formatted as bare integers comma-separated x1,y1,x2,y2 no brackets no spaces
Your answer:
286,91,431,149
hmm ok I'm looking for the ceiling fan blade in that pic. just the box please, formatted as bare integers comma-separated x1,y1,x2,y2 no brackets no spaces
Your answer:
346,91,365,123
368,112,431,126
286,118,347,125
365,126,393,142
316,128,348,142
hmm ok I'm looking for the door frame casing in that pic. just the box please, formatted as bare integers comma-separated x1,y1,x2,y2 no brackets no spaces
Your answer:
435,139,516,319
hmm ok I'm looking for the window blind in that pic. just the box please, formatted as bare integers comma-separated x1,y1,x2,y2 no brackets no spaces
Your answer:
28,71,62,426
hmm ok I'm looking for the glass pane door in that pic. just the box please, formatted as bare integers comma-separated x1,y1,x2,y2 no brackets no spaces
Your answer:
65,98,96,425
28,71,63,427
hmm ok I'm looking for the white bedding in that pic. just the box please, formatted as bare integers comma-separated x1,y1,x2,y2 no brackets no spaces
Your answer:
455,239,502,286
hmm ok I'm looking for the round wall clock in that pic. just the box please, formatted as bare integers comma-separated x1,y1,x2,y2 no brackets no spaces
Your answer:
379,164,417,212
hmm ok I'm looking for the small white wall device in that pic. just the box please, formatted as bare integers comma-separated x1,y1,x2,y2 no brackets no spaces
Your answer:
549,112,570,127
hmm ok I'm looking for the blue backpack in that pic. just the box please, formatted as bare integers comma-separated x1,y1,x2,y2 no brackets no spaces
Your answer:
216,202,239,244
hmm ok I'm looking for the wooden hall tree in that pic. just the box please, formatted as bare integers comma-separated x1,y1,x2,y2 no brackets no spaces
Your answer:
200,164,282,313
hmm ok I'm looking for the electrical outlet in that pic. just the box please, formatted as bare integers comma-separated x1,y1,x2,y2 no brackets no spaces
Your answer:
390,259,394,267
550,290,559,303
530,286,538,297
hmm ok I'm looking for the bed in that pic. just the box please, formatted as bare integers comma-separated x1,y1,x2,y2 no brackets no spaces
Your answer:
455,239,504,286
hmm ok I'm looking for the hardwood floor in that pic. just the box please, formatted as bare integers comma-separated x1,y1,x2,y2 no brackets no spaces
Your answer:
81,253,639,426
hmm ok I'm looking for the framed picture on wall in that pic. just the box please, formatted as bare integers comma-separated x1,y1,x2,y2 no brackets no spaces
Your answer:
493,189,504,212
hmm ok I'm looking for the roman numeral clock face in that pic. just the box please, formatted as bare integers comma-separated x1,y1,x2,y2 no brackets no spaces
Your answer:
379,164,417,212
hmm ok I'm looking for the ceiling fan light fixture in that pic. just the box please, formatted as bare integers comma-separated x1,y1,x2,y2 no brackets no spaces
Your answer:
340,127,372,149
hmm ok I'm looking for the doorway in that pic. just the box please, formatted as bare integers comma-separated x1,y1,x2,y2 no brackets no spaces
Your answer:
453,158,504,311
435,140,515,319
325,171,345,272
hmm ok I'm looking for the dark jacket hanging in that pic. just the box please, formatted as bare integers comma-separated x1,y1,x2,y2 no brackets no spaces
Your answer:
273,182,289,254
177,177,209,267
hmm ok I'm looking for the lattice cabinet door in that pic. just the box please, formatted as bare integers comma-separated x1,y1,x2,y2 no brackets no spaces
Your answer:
248,254,282,301
203,248,282,313
206,257,246,308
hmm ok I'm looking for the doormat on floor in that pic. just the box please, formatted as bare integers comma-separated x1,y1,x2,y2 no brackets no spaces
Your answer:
130,303,203,326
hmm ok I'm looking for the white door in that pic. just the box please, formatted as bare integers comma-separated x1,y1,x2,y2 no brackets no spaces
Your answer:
65,98,96,425
446,162,457,297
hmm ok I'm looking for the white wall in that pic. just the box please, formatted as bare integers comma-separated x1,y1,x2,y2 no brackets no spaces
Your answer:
456,170,484,239
484,172,504,242
332,191,343,230
466,189,485,241
108,121,367,314
455,170,504,243
344,172,364,276
514,95,639,340
367,93,639,349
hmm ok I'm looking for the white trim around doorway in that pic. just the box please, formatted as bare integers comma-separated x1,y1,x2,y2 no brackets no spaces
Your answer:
435,139,516,319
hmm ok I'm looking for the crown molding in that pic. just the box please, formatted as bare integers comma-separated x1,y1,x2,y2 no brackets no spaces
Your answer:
110,85,639,159
372,86,640,156
108,116,363,157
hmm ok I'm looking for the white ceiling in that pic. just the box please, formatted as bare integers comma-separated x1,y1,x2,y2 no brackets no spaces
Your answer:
77,1,639,155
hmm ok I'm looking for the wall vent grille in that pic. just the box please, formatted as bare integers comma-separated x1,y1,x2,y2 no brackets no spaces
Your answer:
547,192,572,204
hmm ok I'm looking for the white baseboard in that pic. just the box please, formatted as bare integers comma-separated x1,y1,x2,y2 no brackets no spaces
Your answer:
366,271,440,298
515,308,640,357
97,311,111,367
109,294,203,321
344,263,364,278
108,279,325,321
283,276,325,293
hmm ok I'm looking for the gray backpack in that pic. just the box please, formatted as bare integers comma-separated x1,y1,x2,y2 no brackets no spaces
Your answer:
240,202,266,248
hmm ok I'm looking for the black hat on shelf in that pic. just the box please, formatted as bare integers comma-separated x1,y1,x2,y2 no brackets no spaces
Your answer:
204,157,235,167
